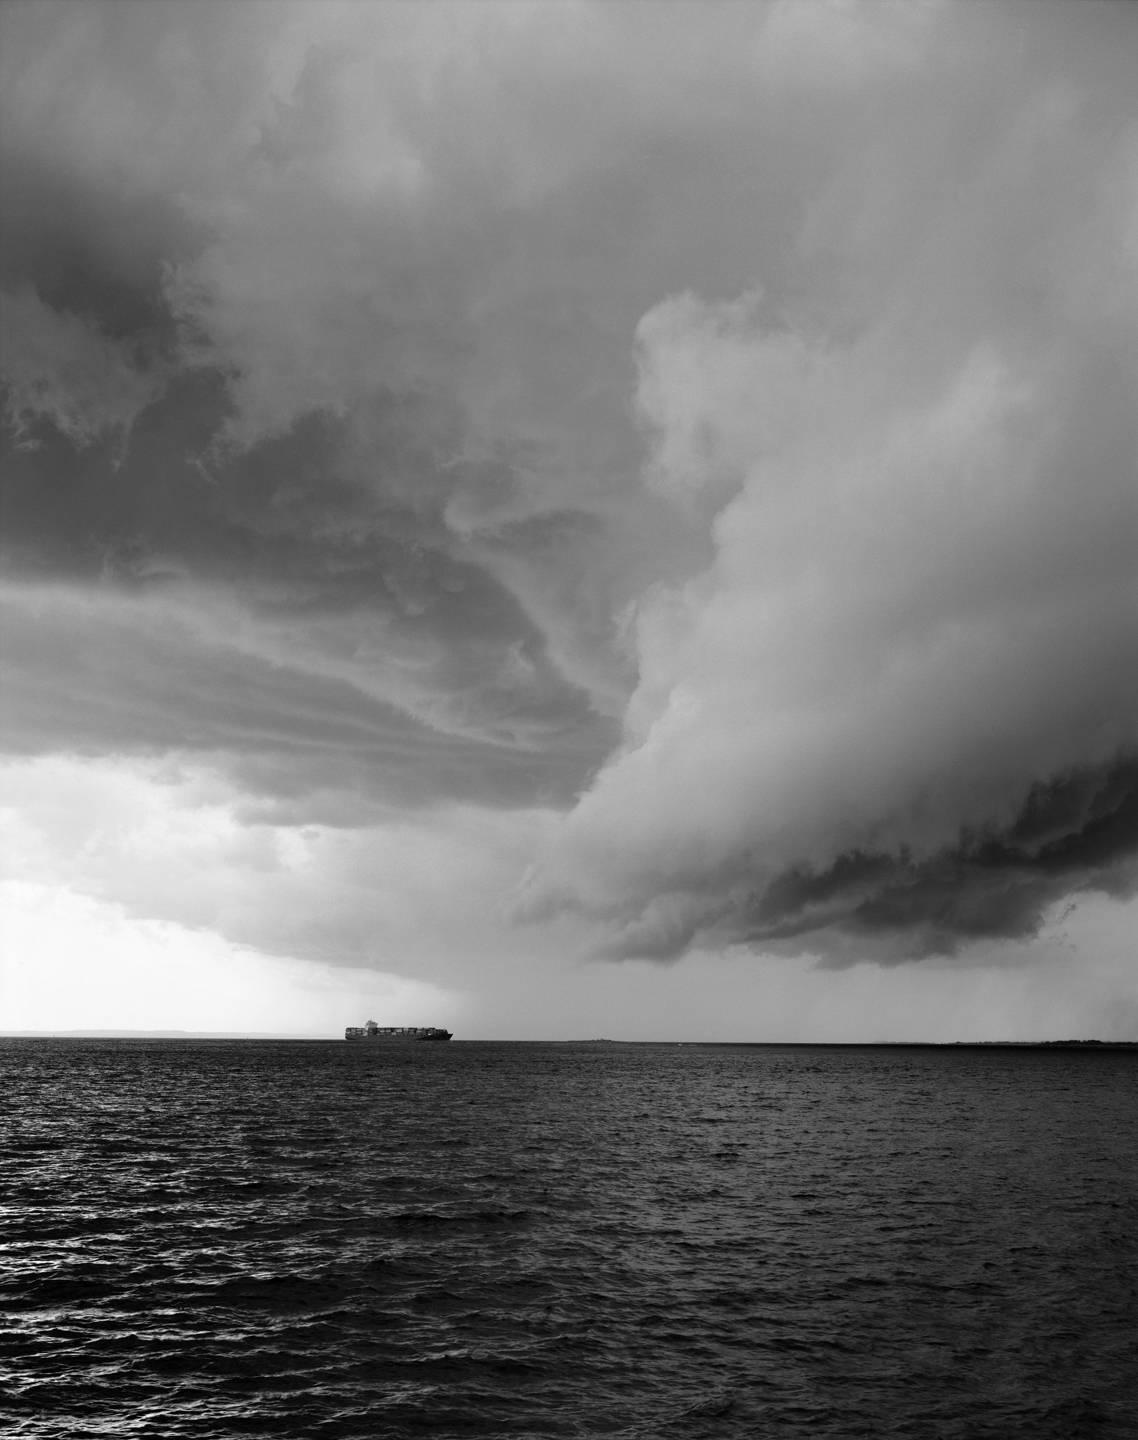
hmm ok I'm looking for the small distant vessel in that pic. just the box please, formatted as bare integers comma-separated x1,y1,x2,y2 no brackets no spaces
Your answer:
344,1020,453,1042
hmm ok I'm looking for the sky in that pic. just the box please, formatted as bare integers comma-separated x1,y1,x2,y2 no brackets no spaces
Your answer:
0,0,1135,1041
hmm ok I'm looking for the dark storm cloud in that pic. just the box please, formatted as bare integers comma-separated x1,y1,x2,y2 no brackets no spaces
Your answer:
0,0,644,814
0,196,618,807
566,757,1138,965
744,757,1138,960
0,581,611,811
0,361,617,779
0,127,195,445
0,140,196,349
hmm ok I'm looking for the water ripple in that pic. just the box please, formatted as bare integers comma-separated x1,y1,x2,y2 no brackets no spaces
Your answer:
2,1039,1136,1438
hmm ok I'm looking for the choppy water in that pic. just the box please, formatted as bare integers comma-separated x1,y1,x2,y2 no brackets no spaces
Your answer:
2,1040,1136,1439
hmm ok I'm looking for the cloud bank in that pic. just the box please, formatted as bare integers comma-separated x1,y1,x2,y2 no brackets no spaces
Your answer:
0,0,1134,1008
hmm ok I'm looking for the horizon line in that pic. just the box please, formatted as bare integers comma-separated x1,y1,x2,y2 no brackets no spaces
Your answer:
3,1031,1136,1046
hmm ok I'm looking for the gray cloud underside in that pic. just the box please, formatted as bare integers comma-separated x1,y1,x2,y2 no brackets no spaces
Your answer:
748,757,1138,961
580,757,1138,965
0,581,610,814
0,328,620,810
0,130,640,811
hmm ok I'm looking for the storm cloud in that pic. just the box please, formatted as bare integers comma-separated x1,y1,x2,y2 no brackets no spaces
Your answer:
1,0,1135,1018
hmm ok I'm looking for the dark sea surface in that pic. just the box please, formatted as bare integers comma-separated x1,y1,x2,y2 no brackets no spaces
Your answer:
2,1040,1136,1439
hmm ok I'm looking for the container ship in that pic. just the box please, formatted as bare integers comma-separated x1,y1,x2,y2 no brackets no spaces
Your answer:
345,1020,452,1042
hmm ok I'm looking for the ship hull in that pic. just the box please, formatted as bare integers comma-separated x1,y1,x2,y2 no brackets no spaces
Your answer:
344,1024,452,1041
344,1032,452,1042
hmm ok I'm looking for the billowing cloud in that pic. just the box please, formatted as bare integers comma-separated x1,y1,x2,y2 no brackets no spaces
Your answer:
520,10,1138,959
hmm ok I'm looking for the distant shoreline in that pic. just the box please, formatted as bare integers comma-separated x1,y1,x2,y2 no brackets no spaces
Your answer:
0,1030,313,1040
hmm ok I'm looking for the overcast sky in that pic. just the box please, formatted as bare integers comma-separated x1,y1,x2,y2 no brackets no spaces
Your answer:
1,0,1135,1040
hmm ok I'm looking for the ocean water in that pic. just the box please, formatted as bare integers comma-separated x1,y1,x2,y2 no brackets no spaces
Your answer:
2,1040,1136,1440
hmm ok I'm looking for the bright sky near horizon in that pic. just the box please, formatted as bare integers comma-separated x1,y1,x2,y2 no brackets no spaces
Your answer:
1,0,1135,1040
